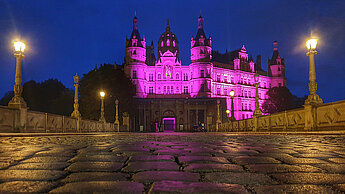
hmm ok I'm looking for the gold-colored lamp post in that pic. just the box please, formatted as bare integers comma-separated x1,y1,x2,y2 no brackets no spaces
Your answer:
305,38,323,105
71,74,81,118
114,99,120,132
253,74,263,117
229,90,236,121
99,91,106,123
8,41,27,109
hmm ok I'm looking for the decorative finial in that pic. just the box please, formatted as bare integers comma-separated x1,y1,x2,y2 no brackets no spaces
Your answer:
166,19,170,31
273,40,278,51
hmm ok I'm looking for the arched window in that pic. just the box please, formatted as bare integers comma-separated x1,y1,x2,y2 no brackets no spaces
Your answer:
173,40,176,47
161,41,164,47
167,39,170,46
132,70,137,79
176,73,179,80
158,73,161,79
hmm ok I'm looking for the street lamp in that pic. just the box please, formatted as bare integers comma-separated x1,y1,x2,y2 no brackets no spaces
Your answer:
8,41,27,109
99,91,106,123
305,38,323,105
253,74,262,117
71,74,81,119
229,90,236,121
114,99,120,132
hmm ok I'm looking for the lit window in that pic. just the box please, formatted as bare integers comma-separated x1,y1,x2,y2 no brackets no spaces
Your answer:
149,74,153,81
161,41,164,47
170,86,173,94
176,73,179,80
217,87,220,95
224,88,227,96
158,73,161,79
132,70,137,79
149,87,153,94
184,86,188,94
173,40,176,47
163,86,166,94
183,73,188,81
167,39,170,46
201,84,205,92
217,75,220,82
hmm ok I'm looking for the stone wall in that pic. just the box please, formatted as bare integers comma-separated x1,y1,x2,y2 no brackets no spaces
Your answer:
210,99,345,132
0,106,116,133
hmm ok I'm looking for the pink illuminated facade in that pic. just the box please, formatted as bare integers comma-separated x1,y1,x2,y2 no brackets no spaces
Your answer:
125,15,286,123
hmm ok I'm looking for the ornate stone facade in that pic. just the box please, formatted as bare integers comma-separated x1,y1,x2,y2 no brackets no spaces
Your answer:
124,15,286,131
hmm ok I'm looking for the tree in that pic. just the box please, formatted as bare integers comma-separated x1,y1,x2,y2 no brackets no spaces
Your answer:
0,79,74,116
262,87,294,114
79,64,135,122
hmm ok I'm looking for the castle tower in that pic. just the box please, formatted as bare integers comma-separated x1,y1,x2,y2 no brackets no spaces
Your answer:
158,20,179,61
190,14,212,97
268,41,286,87
190,14,212,63
125,14,147,97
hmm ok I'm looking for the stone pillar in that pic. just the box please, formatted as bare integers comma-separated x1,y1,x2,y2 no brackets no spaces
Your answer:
114,99,120,132
304,104,318,130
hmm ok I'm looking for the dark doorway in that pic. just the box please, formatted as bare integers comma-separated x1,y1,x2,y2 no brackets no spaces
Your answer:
162,118,175,132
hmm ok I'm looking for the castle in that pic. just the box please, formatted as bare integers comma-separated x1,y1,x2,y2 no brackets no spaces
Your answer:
124,15,286,132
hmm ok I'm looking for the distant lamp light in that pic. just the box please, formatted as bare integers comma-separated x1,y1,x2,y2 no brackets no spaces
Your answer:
226,109,230,114
14,41,25,52
229,90,235,97
100,91,105,98
306,38,317,50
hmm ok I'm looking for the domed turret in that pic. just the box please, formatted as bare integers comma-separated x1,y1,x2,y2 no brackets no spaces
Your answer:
158,20,179,60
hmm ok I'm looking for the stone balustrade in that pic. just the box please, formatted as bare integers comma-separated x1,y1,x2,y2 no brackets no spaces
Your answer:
0,106,116,133
210,99,345,132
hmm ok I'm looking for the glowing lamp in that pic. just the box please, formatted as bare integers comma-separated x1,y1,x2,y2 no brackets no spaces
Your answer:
226,109,230,114
229,90,235,97
14,41,25,52
73,74,79,84
100,91,105,98
306,38,317,50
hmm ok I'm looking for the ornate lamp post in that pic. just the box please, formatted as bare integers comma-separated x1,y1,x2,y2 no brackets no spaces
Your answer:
99,91,106,123
229,90,236,121
71,74,81,118
8,41,27,109
305,38,323,105
216,99,221,131
114,99,120,132
253,74,263,117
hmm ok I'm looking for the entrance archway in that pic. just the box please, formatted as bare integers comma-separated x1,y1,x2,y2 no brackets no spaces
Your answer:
162,117,175,132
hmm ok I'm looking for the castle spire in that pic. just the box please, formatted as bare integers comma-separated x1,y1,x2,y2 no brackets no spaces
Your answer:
133,13,138,30
166,19,170,32
198,14,204,29
273,40,278,51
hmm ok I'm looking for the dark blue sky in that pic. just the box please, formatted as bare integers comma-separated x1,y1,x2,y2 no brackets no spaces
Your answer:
1,0,345,103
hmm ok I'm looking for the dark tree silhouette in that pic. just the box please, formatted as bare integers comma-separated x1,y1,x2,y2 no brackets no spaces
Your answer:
79,64,135,122
0,79,74,116
262,87,294,114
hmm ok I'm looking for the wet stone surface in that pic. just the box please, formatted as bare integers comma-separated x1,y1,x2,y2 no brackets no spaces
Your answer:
0,132,344,193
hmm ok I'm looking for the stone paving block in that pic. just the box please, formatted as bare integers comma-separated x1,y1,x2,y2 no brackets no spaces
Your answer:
62,172,128,182
34,150,76,157
122,161,179,172
312,164,345,173
184,163,243,172
204,172,277,186
69,155,127,162
334,184,345,192
133,171,200,183
292,153,336,158
254,184,335,194
66,162,123,172
328,158,345,163
279,157,328,164
233,156,280,165
150,181,248,193
0,162,12,169
154,149,192,156
9,162,69,170
245,164,322,173
0,181,58,193
178,156,229,164
272,173,345,184
50,181,144,193
131,155,174,161
21,156,71,163
0,170,66,181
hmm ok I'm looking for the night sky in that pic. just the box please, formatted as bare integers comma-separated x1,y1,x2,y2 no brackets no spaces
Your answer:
1,0,345,103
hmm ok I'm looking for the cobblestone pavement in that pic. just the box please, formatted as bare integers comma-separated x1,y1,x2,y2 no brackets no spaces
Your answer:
0,132,344,193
